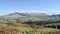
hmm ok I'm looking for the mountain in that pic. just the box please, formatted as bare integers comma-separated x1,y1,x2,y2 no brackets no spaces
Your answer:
0,12,49,22
50,14,60,18
0,12,60,22
0,12,49,18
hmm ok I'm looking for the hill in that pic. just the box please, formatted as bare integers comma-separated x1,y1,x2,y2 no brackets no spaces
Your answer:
0,12,49,22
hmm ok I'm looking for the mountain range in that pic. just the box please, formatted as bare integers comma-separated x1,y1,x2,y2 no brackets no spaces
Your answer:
0,12,49,18
0,12,60,22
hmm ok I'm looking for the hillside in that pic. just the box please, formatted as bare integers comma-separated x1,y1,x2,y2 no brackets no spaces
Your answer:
0,12,49,18
0,21,60,34
0,12,49,22
0,12,60,22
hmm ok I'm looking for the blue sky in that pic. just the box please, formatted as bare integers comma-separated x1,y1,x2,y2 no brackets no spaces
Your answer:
0,0,60,15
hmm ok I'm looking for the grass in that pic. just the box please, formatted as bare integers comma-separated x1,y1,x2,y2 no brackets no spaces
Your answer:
17,27,60,34
0,22,60,34
45,23,60,26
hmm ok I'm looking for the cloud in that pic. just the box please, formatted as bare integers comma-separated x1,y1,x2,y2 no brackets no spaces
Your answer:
10,10,60,15
47,11,60,15
18,10,45,13
0,10,60,16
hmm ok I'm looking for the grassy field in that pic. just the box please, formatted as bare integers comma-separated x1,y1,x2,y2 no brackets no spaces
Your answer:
0,21,60,34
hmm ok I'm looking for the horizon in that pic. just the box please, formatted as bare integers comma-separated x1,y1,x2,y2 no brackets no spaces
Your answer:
0,0,60,15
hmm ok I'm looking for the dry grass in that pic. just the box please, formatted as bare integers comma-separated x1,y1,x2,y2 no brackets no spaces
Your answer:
0,27,20,34
5,23,30,27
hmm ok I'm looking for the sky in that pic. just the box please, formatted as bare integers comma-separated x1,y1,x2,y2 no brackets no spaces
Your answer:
0,0,60,15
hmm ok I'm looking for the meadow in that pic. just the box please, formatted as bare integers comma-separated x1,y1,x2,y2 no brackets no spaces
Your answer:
0,21,60,34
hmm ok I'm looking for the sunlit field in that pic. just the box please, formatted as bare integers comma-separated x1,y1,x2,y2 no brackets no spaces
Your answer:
0,21,60,34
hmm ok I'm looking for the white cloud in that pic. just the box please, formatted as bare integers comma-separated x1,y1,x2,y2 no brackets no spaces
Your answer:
18,10,45,13
47,11,60,15
11,10,60,15
1,10,60,16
